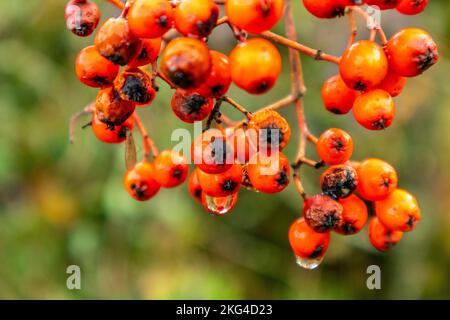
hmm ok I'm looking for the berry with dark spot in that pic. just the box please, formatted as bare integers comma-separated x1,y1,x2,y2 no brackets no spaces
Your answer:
188,169,203,204
302,0,348,19
193,51,232,98
153,150,189,188
95,17,142,66
128,38,162,68
369,217,403,252
75,45,119,88
91,112,134,144
375,188,421,232
95,87,136,127
174,0,219,38
247,152,290,194
386,28,438,77
114,68,156,105
196,164,242,197
128,0,174,39
65,0,100,37
396,0,429,15
322,74,359,115
335,194,368,235
320,164,358,200
353,89,395,130
339,40,388,91
316,128,353,165
124,161,161,201
289,218,330,261
171,90,214,123
229,38,282,94
357,158,398,201
160,37,212,89
303,194,344,233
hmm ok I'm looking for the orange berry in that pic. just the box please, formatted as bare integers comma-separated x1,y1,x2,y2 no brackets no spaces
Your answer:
193,51,232,98
160,37,212,89
95,17,141,66
226,0,284,34
321,74,359,115
248,110,291,153
128,0,174,39
224,126,257,164
356,158,398,201
335,194,368,235
95,87,136,127
386,28,438,77
353,89,395,130
339,40,388,91
114,68,156,105
302,0,348,19
171,89,214,123
396,0,429,15
65,0,100,37
369,217,403,252
188,169,203,204
153,150,189,188
247,152,290,194
229,38,282,94
289,218,330,260
320,164,358,200
316,128,353,165
91,112,134,144
174,0,219,37
377,71,407,97
124,161,161,201
127,38,162,68
196,163,242,197
375,189,421,232
75,45,119,88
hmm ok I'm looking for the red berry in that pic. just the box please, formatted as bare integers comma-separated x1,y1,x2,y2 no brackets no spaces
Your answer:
289,218,330,261
91,112,134,144
316,128,354,165
124,161,161,201
369,217,403,252
153,150,189,188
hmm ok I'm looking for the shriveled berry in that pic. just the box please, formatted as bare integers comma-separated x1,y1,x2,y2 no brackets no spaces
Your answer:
171,90,214,123
114,68,156,105
65,0,100,37
303,194,344,233
320,165,358,200
95,87,136,127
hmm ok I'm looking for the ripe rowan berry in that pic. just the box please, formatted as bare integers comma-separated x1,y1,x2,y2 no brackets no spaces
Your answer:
366,0,400,10
201,192,239,216
321,74,359,115
302,0,348,19
316,128,353,165
65,0,100,37
95,87,136,127
196,163,242,197
193,51,232,98
385,28,438,77
114,68,156,105
368,216,403,252
191,129,233,174
339,40,388,91
353,89,395,130
396,0,428,15
377,71,407,98
303,194,344,233
320,164,358,200
226,0,284,34
95,17,141,66
160,37,212,89
375,188,421,232
289,218,330,262
91,112,134,144
124,161,161,201
356,158,398,201
247,152,290,194
75,45,119,88
188,170,203,204
335,194,368,235
127,38,162,68
152,149,189,188
128,0,174,39
224,126,257,164
229,38,282,94
171,90,214,123
174,0,219,38
248,110,291,153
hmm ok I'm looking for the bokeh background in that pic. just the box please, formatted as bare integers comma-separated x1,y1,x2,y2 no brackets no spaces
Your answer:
1,0,449,299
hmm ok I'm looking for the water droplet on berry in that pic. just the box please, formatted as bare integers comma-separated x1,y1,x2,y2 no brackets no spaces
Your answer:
295,255,323,270
203,194,236,216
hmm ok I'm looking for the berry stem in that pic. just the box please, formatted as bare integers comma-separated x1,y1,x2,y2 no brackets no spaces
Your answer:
133,113,159,160
346,9,357,48
105,0,125,10
69,103,95,144
261,30,340,64
350,5,388,45
222,96,253,120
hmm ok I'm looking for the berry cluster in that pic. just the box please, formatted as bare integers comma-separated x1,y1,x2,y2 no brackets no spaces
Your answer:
66,0,437,269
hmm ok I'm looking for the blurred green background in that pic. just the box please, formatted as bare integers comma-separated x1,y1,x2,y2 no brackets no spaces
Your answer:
1,0,449,299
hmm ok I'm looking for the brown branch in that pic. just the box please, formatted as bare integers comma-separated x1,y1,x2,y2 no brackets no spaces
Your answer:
133,113,159,160
346,9,357,48
222,96,252,120
351,5,388,44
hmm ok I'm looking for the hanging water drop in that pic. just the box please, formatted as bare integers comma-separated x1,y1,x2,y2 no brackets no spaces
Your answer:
203,193,238,216
295,255,324,270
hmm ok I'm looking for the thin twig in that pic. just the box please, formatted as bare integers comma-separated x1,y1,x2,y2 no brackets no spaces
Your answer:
222,96,252,120
105,0,125,10
346,9,357,48
133,113,159,160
